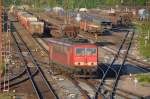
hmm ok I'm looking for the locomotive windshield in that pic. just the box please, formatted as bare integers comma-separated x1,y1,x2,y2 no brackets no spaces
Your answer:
76,48,96,56
76,48,85,56
86,48,96,55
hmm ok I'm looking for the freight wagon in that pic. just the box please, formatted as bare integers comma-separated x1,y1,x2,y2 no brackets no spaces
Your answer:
80,21,101,33
80,18,112,35
27,21,44,36
106,11,132,28
50,24,79,38
14,10,44,37
48,38,98,74
43,12,80,38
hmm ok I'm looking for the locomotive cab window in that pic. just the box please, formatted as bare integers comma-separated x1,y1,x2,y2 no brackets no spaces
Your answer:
86,48,96,55
76,48,85,56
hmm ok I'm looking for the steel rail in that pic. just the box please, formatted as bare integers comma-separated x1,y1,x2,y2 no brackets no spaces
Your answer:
0,33,39,90
0,12,39,92
15,28,59,99
0,68,39,90
11,31,42,99
68,76,91,99
110,31,135,99
34,38,48,53
99,63,118,77
102,46,150,67
0,69,26,85
94,30,130,99
84,79,136,99
35,36,92,99
97,65,105,76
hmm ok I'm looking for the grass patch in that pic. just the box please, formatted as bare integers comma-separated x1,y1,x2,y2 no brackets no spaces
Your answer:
135,21,150,58
0,64,6,76
136,73,150,84
0,93,14,99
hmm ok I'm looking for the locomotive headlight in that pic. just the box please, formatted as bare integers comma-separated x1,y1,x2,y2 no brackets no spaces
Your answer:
75,62,80,65
78,62,80,65
87,62,97,66
75,62,84,66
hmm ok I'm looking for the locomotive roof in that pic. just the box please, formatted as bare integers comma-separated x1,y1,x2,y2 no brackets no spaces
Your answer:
46,38,91,46
30,21,44,25
21,13,33,18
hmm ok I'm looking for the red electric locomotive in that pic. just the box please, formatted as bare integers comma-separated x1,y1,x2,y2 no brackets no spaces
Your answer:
47,38,98,73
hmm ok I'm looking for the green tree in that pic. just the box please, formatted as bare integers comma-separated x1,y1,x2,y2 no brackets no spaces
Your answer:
3,0,149,8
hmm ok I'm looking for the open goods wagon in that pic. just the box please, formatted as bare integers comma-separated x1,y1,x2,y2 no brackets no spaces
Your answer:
14,10,44,37
31,10,80,38
50,24,79,38
80,18,112,35
80,21,101,33
107,11,133,27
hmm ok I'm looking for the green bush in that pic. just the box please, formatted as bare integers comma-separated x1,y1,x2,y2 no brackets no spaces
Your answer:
3,0,148,8
136,74,150,83
135,21,150,58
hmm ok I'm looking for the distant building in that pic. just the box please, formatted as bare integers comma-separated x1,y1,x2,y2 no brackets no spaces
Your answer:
53,7,64,13
138,8,149,21
79,8,88,12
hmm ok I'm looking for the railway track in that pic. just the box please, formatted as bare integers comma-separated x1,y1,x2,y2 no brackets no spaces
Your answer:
101,45,150,68
11,22,59,99
29,9,150,69
10,14,92,98
68,76,91,99
0,68,39,91
34,35,147,99
77,24,150,98
84,79,136,99
80,64,147,99
29,10,150,96
78,32,150,68
34,38,94,98
95,30,135,98
12,31,43,99
10,10,150,98
0,15,39,92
